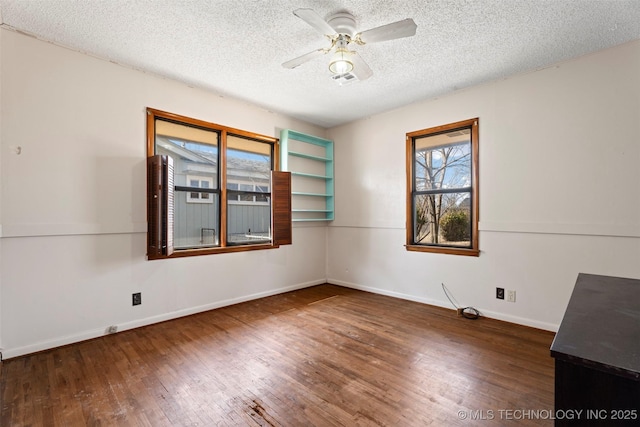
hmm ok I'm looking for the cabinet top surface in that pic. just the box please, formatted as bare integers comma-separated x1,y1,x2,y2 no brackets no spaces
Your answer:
550,273,640,379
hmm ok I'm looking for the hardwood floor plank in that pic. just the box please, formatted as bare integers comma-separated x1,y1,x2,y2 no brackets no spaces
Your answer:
1,285,555,426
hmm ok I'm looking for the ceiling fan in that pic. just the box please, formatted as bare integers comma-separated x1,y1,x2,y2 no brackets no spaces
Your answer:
282,8,417,83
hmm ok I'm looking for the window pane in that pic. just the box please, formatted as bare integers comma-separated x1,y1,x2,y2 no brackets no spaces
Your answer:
155,119,220,249
414,130,470,191
227,204,271,244
414,192,471,247
173,190,220,248
226,135,272,245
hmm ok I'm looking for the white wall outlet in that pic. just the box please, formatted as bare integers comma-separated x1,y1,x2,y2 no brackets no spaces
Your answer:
507,290,516,303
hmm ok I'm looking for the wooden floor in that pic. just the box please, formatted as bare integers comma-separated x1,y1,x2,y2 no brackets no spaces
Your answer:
1,285,555,426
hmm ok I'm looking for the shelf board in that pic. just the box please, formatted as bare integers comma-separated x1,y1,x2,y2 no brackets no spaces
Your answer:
292,218,333,222
292,209,333,213
281,130,333,147
291,171,332,180
287,151,331,162
292,192,332,197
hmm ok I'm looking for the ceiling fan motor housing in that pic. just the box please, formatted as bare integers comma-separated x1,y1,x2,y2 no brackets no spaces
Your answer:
328,12,357,37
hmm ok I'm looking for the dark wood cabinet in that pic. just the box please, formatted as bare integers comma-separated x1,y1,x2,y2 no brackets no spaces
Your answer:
550,273,640,426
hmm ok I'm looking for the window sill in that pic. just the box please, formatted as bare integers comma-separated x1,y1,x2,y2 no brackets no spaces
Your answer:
405,244,479,257
148,242,279,260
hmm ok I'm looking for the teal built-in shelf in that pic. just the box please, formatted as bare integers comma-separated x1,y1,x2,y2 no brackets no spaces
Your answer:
280,129,334,222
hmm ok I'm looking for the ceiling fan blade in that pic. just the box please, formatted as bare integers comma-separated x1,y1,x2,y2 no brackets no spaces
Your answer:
293,8,336,36
355,18,417,45
282,48,327,69
350,52,373,81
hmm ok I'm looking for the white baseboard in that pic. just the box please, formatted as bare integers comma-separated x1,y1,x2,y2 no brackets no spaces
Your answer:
328,278,559,332
1,279,326,360
2,277,557,360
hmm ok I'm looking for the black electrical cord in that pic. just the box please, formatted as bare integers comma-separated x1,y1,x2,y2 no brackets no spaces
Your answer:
441,283,480,320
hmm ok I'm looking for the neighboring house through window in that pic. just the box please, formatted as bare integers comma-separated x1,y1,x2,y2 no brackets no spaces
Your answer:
146,108,291,259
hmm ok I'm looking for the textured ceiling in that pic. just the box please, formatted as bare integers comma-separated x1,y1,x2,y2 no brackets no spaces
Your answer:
1,0,639,128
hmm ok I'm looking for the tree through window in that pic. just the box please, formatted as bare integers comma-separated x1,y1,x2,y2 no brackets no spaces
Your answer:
406,119,479,256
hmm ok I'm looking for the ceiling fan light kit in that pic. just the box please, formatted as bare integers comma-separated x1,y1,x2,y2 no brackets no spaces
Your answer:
328,50,353,74
283,8,417,84
328,36,354,74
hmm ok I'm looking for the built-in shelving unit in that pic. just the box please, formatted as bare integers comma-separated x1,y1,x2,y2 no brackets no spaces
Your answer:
280,130,334,222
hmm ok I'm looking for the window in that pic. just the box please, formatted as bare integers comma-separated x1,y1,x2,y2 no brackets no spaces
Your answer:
406,118,479,256
146,108,291,259
186,175,214,203
227,183,270,204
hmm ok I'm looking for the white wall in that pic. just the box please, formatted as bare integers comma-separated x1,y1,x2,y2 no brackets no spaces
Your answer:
0,26,3,352
327,40,640,331
2,28,638,360
0,29,328,359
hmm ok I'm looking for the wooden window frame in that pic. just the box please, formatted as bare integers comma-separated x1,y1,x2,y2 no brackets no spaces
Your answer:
405,118,479,257
146,108,291,259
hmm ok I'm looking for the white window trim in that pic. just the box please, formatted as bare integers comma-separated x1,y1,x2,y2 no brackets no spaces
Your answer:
227,180,270,205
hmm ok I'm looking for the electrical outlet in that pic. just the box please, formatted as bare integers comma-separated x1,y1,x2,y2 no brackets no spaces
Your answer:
132,292,142,306
507,290,516,303
496,287,505,300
